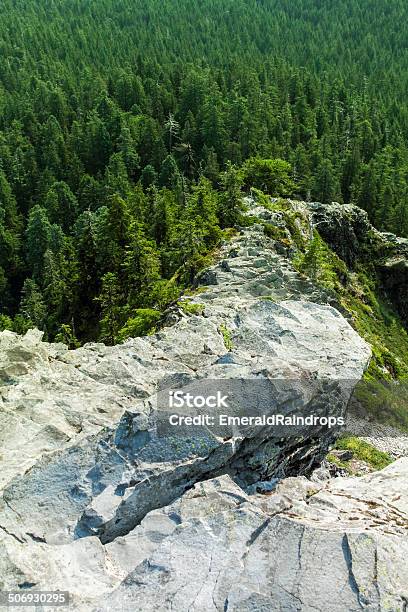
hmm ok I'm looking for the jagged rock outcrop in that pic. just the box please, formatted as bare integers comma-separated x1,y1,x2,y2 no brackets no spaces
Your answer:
380,255,408,325
4,200,406,611
308,200,408,325
307,201,377,267
1,462,407,611
0,213,370,540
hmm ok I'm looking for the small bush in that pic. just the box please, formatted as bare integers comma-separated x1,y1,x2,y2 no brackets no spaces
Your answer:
0,314,14,332
241,158,297,197
178,301,205,316
293,230,348,290
118,309,161,342
54,324,81,349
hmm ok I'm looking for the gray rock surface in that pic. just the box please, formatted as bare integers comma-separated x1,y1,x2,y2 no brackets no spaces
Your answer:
95,461,408,612
0,213,370,543
3,201,400,611
1,462,407,611
307,201,377,267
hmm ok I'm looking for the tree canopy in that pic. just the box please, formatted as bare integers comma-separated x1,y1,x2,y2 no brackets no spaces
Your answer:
1,0,408,343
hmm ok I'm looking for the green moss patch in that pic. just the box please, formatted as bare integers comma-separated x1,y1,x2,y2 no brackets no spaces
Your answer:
219,323,234,351
293,230,348,292
333,436,392,471
178,301,205,316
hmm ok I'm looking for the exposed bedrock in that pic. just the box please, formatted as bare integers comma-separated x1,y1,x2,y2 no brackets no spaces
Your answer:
1,463,407,611
1,202,393,611
308,200,408,325
0,218,370,548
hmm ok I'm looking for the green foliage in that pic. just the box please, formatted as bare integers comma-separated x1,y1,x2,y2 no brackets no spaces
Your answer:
219,323,234,351
45,182,78,230
54,324,81,349
258,195,311,251
19,279,46,331
294,231,408,384
333,436,392,471
241,158,297,198
313,159,339,203
0,314,14,332
294,231,348,291
218,163,245,228
341,273,408,381
287,221,408,429
95,272,123,345
1,0,408,343
25,206,52,283
262,223,290,245
178,301,205,316
11,315,34,335
118,309,161,342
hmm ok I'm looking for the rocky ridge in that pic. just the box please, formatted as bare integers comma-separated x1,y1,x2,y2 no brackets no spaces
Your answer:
0,200,407,611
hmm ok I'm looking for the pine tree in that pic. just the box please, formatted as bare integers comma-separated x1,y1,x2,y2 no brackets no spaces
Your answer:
0,170,21,233
19,279,46,330
357,162,378,215
96,272,123,345
159,155,182,191
313,159,338,203
123,222,161,306
141,165,158,189
44,181,78,230
42,249,67,332
25,205,51,282
341,145,361,203
218,163,244,228
74,210,100,331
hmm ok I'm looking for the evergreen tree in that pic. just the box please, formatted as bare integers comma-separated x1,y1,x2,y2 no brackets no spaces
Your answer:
44,181,78,231
141,165,158,189
19,279,46,330
96,272,123,345
313,159,338,203
123,222,162,306
159,155,182,191
1,0,408,344
105,153,131,198
218,163,244,228
25,205,51,282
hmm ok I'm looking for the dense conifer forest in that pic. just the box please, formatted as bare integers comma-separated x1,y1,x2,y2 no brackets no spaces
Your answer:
1,0,408,344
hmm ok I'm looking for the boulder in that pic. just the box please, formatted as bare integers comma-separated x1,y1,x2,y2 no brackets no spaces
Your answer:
94,461,408,612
